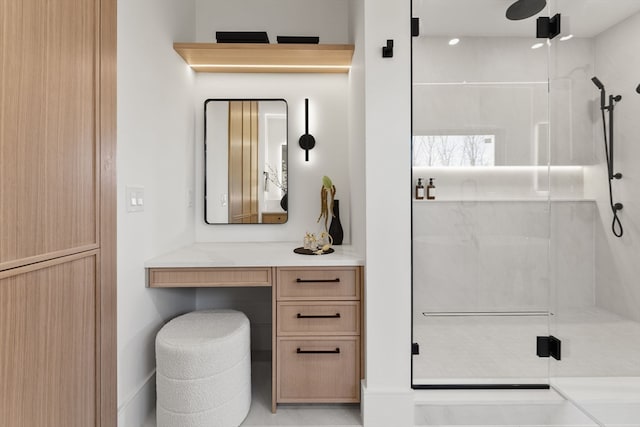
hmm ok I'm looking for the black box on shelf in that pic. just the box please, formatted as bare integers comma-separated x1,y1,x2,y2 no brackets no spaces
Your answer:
215,31,269,43
276,36,319,44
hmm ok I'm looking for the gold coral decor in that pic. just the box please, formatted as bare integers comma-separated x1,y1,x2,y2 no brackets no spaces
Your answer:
317,175,336,231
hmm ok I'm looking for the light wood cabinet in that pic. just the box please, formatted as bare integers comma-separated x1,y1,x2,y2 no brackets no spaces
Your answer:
261,212,288,224
277,301,359,336
277,337,360,402
148,267,272,288
273,266,362,410
277,267,360,300
0,0,116,425
144,250,365,414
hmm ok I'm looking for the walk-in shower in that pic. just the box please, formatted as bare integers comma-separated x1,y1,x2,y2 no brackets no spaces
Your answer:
412,0,640,425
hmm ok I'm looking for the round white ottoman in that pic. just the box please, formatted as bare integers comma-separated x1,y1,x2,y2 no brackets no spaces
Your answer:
156,309,251,427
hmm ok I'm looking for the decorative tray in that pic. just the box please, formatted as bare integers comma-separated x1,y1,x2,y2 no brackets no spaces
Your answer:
293,247,335,255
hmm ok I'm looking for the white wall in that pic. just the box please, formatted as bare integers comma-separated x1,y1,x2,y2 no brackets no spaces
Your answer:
194,74,352,243
194,0,350,44
348,0,366,254
361,0,414,426
117,0,197,425
204,100,229,223
591,12,640,322
192,0,353,244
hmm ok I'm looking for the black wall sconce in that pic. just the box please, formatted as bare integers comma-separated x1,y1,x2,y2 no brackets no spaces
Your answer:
299,98,315,161
382,39,394,58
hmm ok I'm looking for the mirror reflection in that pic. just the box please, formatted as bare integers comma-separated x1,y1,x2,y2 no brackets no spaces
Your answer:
205,99,288,224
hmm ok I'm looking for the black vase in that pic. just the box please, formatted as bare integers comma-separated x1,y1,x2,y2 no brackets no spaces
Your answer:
280,193,288,211
328,199,344,245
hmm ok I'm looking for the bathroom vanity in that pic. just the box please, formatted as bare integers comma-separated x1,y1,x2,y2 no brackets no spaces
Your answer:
145,242,364,412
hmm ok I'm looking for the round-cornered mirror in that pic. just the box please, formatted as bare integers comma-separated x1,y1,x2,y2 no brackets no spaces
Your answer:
204,99,288,224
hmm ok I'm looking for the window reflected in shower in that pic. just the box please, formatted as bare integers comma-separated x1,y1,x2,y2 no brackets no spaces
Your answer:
413,135,495,167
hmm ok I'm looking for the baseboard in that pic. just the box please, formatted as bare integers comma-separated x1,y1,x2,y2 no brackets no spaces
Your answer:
118,371,156,427
361,381,414,427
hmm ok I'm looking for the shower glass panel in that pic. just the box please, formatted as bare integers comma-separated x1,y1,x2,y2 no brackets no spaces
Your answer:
411,0,553,387
548,0,640,424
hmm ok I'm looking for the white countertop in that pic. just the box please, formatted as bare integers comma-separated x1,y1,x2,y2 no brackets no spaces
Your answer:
145,242,365,268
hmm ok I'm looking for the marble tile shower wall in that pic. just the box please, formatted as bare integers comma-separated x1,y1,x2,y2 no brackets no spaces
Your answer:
589,11,640,323
413,201,595,316
413,37,596,167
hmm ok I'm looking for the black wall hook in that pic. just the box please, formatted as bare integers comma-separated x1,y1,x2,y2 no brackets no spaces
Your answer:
382,39,394,58
299,98,315,161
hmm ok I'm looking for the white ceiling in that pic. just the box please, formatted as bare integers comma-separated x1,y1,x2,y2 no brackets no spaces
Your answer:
414,0,640,37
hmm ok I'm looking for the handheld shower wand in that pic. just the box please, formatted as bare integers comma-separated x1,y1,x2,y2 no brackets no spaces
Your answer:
591,77,606,109
591,76,622,112
592,76,624,237
591,76,604,90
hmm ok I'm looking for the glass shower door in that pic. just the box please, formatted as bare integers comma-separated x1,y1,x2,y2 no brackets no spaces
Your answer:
411,0,553,388
548,0,640,424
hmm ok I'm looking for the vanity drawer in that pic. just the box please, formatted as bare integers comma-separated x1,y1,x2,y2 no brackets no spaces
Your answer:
277,337,360,402
148,267,272,288
277,302,359,336
277,267,359,300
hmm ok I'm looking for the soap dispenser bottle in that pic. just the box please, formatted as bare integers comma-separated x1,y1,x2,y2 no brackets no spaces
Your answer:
427,178,436,200
415,178,425,200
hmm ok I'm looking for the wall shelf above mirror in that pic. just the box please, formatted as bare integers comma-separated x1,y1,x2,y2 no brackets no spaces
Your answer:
173,43,354,73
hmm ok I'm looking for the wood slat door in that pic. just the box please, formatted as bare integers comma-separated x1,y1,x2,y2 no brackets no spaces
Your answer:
228,101,259,223
0,0,116,425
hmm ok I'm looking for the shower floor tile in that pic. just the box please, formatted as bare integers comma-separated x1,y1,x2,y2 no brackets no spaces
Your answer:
413,307,640,384
413,313,549,383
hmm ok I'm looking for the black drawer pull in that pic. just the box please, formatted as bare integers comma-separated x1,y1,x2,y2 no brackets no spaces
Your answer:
297,313,341,319
296,347,341,354
296,278,341,283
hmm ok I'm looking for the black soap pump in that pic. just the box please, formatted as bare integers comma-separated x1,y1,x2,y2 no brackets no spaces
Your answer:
415,178,425,200
427,178,435,200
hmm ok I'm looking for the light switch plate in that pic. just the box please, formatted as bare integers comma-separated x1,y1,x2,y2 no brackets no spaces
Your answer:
187,188,194,208
126,186,144,213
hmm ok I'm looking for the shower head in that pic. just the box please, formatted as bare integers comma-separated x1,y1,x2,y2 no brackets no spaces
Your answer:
591,76,605,91
506,0,547,21
592,76,606,109
636,84,640,94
